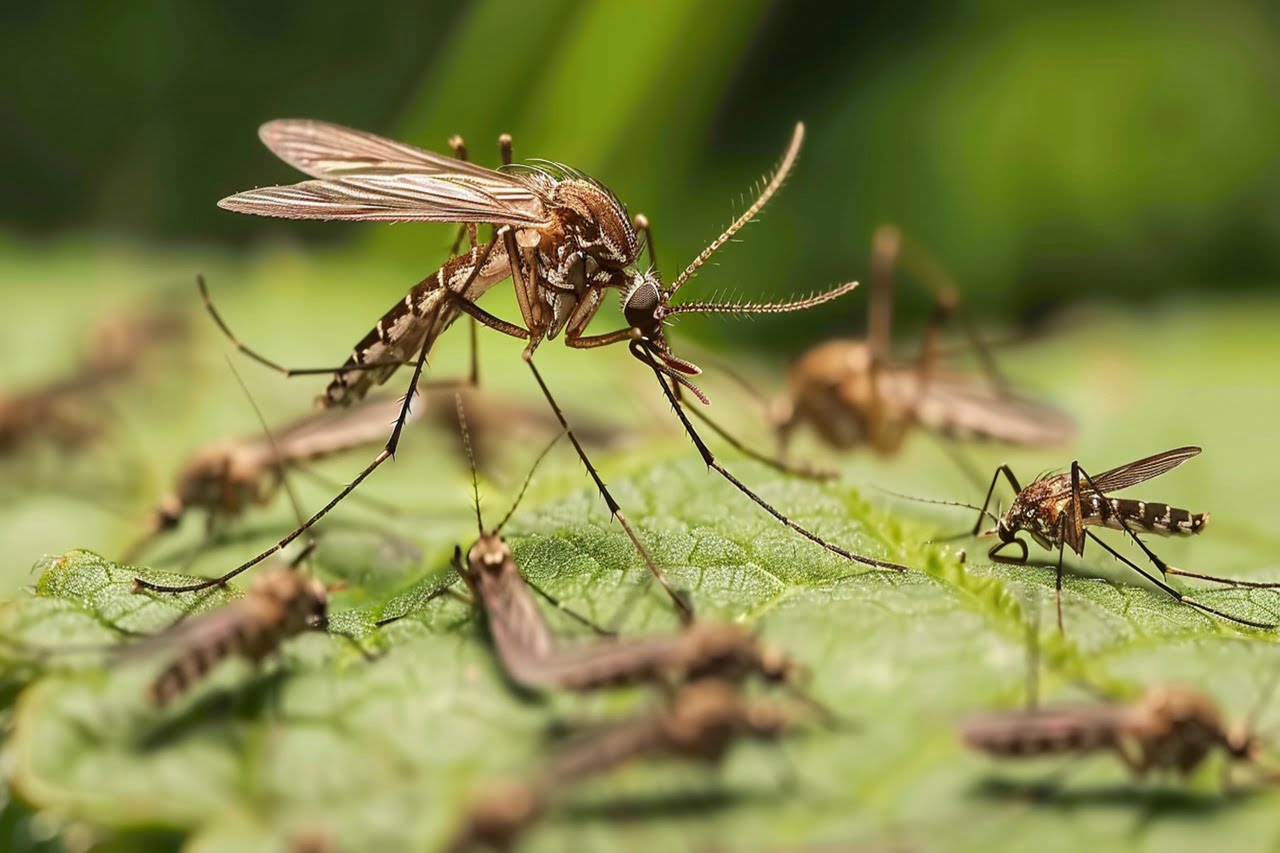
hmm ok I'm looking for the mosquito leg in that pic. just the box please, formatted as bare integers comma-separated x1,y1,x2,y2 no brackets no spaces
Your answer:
198,275,438,378
1076,465,1280,590
644,355,911,573
524,578,615,637
669,380,835,481
134,314,443,595
447,135,478,255
1084,530,1275,630
523,357,694,623
1055,538,1065,634
136,259,516,595
866,224,900,363
973,465,1022,536
927,434,986,492
634,213,658,277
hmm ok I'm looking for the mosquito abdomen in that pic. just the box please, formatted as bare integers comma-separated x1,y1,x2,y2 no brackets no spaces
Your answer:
322,242,512,408
1087,496,1209,537
961,710,1121,758
148,623,256,707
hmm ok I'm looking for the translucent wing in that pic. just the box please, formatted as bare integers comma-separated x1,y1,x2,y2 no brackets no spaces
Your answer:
109,601,247,666
218,172,550,225
1088,446,1201,494
258,119,506,181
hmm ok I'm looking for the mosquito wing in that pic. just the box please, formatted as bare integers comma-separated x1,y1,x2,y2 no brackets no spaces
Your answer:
1088,446,1202,494
882,370,1075,447
257,119,507,181
218,172,551,225
108,601,247,667
265,396,414,463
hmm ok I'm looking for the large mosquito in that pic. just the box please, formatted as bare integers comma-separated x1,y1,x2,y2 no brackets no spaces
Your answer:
140,119,906,604
958,446,1280,630
767,225,1073,477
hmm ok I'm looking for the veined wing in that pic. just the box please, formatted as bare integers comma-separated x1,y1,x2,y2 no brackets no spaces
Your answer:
218,172,550,225
878,369,1075,447
258,119,507,181
1088,446,1202,494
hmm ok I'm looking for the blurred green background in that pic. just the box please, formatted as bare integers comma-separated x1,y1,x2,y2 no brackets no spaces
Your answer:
5,4,1280,851
6,0,1280,340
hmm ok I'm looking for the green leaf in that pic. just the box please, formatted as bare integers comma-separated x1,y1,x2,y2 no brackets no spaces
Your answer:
3,241,1280,852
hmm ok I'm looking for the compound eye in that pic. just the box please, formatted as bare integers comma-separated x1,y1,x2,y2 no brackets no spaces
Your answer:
622,281,661,332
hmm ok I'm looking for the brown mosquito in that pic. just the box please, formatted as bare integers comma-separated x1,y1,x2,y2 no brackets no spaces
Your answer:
960,446,1280,630
768,225,1073,478
445,679,804,852
127,393,418,562
157,119,904,605
961,679,1280,787
438,395,826,694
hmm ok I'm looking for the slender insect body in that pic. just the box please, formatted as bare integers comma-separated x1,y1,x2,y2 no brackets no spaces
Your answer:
962,684,1258,778
967,446,1278,630
447,680,798,852
141,396,414,546
509,620,795,693
188,118,908,602
148,566,327,706
772,227,1073,461
456,533,557,671
324,242,512,406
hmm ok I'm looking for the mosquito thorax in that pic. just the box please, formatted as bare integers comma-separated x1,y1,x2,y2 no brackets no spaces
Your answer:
552,180,638,270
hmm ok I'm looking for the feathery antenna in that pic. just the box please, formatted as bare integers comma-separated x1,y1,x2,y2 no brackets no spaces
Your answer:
456,393,485,535
667,122,805,298
871,484,1002,527
664,279,859,318
495,431,564,535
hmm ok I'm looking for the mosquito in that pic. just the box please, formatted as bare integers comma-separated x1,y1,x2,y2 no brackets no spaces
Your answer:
765,225,1072,478
125,393,420,561
445,679,804,852
440,394,820,698
150,119,904,607
960,446,1280,630
961,679,1280,787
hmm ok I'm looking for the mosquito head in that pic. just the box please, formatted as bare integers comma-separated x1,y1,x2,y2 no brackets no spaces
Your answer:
152,494,185,532
467,533,513,574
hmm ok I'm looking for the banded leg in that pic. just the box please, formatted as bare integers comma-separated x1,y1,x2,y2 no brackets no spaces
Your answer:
1073,463,1278,629
134,242,509,594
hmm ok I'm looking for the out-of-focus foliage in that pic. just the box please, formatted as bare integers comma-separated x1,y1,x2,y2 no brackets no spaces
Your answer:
4,1,1279,339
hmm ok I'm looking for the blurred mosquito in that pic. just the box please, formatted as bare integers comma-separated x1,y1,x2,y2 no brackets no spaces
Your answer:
961,670,1280,787
129,393,419,564
446,679,806,852
155,119,904,599
763,225,1073,482
949,446,1280,630
429,395,834,692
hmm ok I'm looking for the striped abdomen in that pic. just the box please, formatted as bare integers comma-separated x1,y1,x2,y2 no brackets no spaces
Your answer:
322,241,513,407
961,706,1124,759
1082,493,1209,537
148,617,275,707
